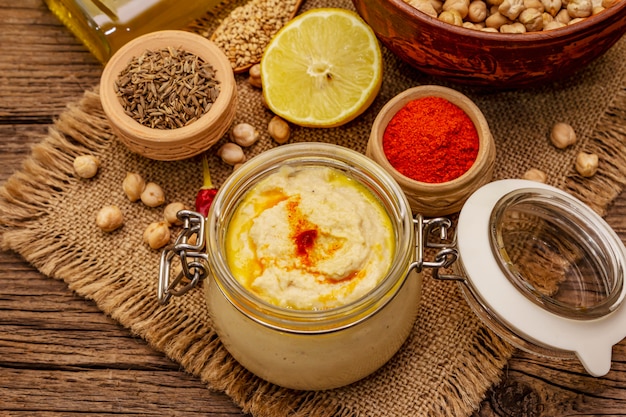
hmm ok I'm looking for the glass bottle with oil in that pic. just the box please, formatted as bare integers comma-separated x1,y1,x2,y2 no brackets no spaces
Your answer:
44,0,223,64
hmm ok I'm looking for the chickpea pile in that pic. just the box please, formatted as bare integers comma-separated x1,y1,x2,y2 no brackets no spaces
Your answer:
121,171,190,249
405,0,619,33
73,160,188,250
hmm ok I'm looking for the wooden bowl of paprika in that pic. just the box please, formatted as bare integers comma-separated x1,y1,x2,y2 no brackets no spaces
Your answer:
366,85,496,216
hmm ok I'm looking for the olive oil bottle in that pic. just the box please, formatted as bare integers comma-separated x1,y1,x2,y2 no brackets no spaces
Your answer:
44,0,222,63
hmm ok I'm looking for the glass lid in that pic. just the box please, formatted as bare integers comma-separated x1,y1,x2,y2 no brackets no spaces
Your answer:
456,179,626,377
489,188,625,319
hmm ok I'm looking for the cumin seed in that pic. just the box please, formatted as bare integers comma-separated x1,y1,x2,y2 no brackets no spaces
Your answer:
114,46,221,129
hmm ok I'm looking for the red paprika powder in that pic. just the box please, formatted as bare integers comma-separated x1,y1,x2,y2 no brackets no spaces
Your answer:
382,96,479,183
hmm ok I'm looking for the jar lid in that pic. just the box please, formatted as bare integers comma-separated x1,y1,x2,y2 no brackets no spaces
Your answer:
457,179,626,377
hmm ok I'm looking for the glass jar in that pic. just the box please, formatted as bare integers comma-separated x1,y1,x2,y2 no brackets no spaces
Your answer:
158,151,626,388
455,179,626,377
203,143,422,390
44,0,222,63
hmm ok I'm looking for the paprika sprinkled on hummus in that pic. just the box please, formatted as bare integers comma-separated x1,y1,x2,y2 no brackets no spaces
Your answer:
225,165,394,310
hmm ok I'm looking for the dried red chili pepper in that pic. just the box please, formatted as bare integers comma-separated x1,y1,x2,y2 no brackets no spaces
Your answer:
382,96,479,183
195,155,218,217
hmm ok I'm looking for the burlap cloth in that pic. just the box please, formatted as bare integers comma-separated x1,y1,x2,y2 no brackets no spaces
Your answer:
1,0,626,415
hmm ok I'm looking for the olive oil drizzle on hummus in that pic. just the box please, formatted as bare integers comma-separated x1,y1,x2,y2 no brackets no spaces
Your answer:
225,165,394,310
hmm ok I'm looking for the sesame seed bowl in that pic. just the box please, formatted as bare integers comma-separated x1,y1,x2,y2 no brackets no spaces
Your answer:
366,85,496,217
100,30,237,161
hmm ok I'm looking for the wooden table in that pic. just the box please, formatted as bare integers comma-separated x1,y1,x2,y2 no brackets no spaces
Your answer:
1,1,625,415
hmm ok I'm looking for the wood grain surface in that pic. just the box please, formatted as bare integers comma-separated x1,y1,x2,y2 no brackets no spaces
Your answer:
1,1,625,416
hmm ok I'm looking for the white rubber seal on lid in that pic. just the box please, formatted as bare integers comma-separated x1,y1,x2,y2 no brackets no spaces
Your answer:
457,179,626,377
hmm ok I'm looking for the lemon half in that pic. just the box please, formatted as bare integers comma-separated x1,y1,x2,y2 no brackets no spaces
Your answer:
260,8,383,128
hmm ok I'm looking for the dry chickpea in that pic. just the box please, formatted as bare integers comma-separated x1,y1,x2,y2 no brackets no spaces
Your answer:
468,0,488,22
143,221,171,250
421,1,440,17
408,0,439,17
555,8,571,22
122,172,146,202
499,0,526,19
542,12,554,24
568,16,586,24
500,22,527,32
567,0,592,16
481,26,500,31
525,0,545,11
575,152,598,177
544,20,567,29
541,0,562,14
420,2,439,17
96,205,123,232
186,233,198,246
463,21,485,29
248,64,262,89
218,142,246,165
443,0,470,18
141,182,166,208
230,123,260,147
163,202,187,226
592,6,605,14
430,0,445,13
602,0,619,7
486,11,511,29
522,168,548,183
550,122,577,149
73,155,100,179
519,7,544,30
268,115,291,144
439,9,464,25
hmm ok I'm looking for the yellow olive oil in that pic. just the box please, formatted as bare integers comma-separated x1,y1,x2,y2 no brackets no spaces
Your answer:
44,0,222,63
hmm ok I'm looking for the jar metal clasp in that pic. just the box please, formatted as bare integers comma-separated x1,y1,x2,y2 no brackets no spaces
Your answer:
157,211,465,305
158,210,209,305
411,214,465,282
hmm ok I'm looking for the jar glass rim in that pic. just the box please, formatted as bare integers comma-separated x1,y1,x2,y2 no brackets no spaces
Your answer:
489,187,626,319
206,143,416,333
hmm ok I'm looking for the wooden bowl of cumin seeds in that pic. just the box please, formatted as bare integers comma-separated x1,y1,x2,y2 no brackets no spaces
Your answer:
100,30,237,161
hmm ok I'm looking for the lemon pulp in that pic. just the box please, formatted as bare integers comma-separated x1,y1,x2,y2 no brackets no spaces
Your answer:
261,8,383,128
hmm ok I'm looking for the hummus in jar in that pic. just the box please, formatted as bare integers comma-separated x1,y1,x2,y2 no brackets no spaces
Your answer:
226,165,394,310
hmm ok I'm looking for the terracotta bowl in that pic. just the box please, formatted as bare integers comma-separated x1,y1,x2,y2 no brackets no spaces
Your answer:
366,85,496,216
352,0,626,88
100,30,237,161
